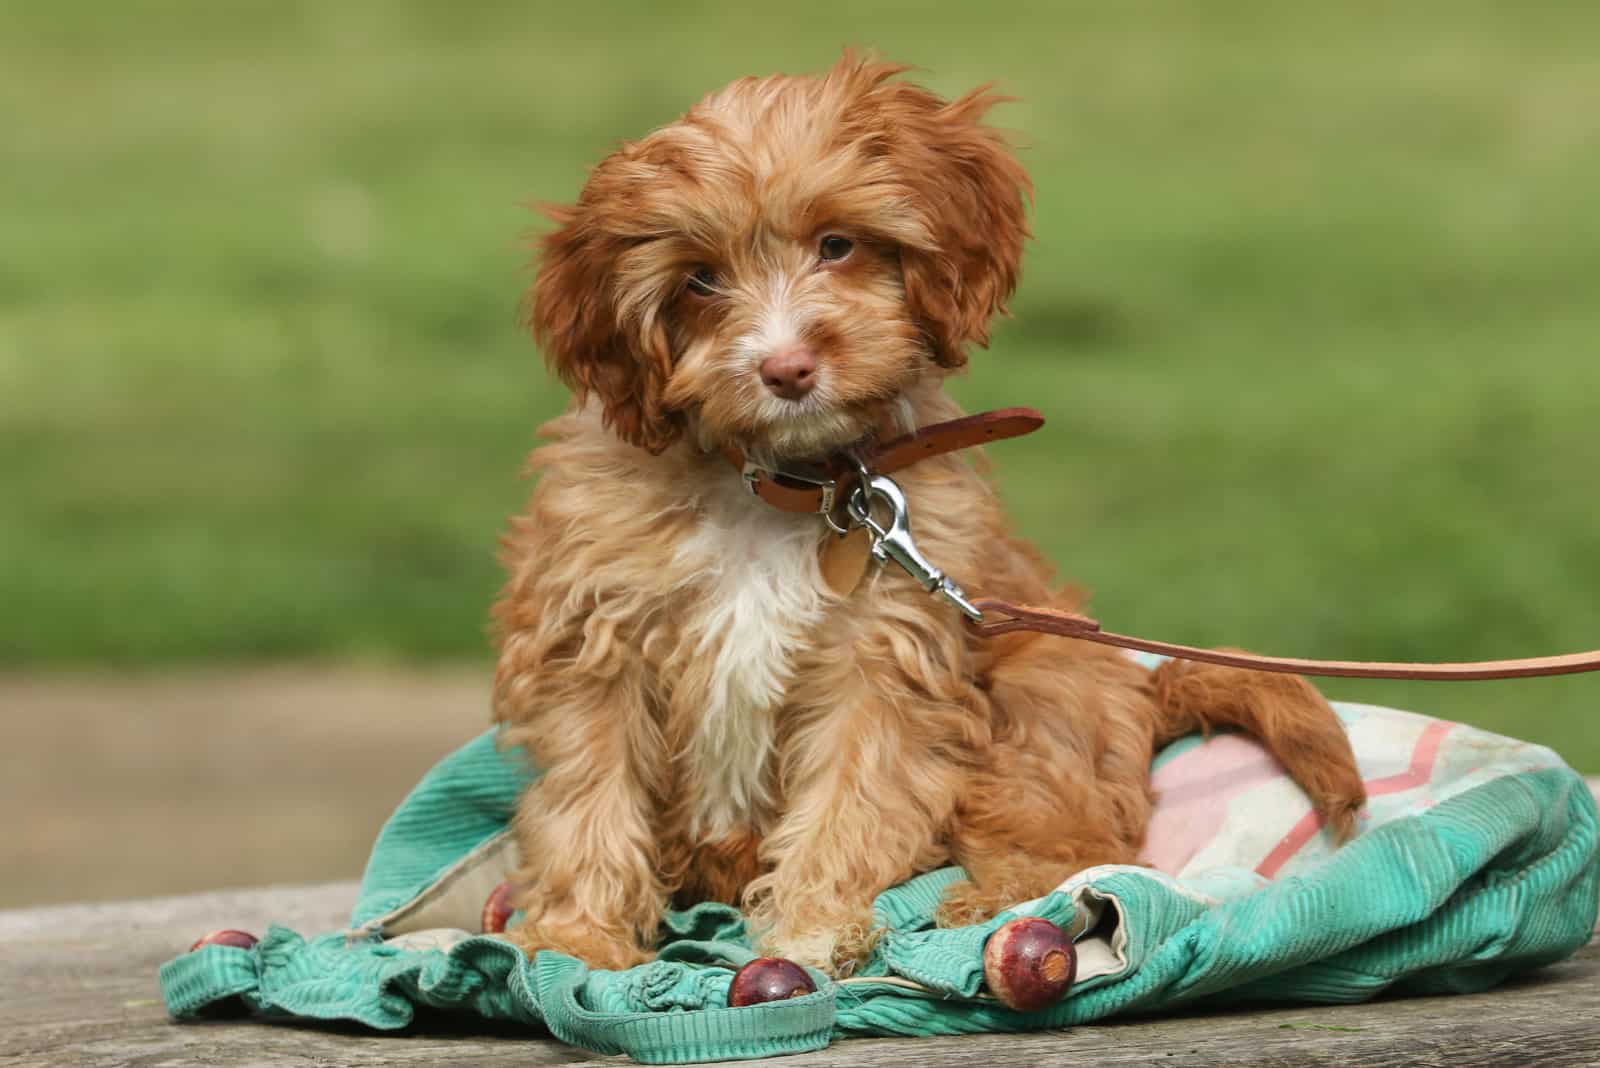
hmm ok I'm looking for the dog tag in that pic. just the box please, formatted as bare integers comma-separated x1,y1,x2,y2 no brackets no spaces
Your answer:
819,527,872,596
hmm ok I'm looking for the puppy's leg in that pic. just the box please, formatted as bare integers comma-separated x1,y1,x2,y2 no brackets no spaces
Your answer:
747,615,974,975
746,704,957,975
495,654,667,971
940,636,1154,926
1150,658,1367,841
943,630,1370,926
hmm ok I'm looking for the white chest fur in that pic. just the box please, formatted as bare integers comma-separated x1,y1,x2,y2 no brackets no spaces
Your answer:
673,478,829,836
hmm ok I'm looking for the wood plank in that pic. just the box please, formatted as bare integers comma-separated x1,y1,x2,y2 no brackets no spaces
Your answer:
2,881,1597,1066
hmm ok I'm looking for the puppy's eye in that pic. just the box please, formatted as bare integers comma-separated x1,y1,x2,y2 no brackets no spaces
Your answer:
685,267,719,297
818,235,854,263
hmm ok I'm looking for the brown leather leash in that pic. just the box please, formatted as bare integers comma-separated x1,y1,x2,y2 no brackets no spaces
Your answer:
725,407,1600,683
966,599,1600,681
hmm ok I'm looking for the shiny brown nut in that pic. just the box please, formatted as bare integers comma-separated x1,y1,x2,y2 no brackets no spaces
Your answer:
982,917,1075,1012
728,957,817,1006
188,929,259,953
481,880,518,934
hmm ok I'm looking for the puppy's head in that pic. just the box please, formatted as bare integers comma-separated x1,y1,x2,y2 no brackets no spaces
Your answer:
529,55,1030,459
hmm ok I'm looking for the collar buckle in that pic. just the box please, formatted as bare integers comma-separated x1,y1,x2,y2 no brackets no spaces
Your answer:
740,460,838,516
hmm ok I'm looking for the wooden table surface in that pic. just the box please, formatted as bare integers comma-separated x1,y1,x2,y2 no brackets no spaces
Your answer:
2,876,1597,1068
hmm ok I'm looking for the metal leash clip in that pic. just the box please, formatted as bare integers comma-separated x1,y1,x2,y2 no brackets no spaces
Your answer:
844,468,984,622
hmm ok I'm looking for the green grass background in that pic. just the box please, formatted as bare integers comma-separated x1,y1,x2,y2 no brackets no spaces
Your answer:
3,2,1597,765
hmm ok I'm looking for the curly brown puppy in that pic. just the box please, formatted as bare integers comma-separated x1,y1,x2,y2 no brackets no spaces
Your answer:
491,54,1366,976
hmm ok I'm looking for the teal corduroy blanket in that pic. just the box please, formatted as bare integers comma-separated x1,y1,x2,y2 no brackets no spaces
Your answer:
161,699,1599,1062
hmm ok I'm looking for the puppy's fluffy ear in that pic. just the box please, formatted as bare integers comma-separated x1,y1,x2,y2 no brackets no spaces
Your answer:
528,201,680,453
857,66,1032,368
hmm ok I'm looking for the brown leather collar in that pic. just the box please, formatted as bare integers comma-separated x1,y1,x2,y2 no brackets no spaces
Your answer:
722,407,1045,516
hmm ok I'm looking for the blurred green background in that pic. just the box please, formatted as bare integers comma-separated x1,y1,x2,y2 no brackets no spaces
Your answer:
2,2,1597,904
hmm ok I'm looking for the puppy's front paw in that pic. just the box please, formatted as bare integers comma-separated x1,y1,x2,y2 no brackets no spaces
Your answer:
761,915,883,978
504,917,653,972
935,878,1010,929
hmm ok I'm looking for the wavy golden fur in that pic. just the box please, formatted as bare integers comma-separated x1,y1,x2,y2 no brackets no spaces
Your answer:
492,55,1366,974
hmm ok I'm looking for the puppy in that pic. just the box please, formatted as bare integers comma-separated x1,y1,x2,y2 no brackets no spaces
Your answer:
492,55,1366,975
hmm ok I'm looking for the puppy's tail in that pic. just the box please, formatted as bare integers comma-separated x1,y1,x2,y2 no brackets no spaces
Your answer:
1149,658,1367,842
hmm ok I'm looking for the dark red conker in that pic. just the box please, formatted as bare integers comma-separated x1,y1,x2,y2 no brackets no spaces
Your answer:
481,880,518,934
188,929,259,953
728,957,817,1007
982,917,1075,1012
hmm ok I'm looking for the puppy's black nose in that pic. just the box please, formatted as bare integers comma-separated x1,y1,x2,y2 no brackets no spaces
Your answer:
759,347,817,400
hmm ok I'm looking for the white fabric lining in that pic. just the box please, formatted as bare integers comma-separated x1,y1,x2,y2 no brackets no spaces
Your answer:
347,830,519,941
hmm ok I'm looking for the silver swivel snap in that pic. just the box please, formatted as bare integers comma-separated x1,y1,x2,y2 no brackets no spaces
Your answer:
845,472,983,622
